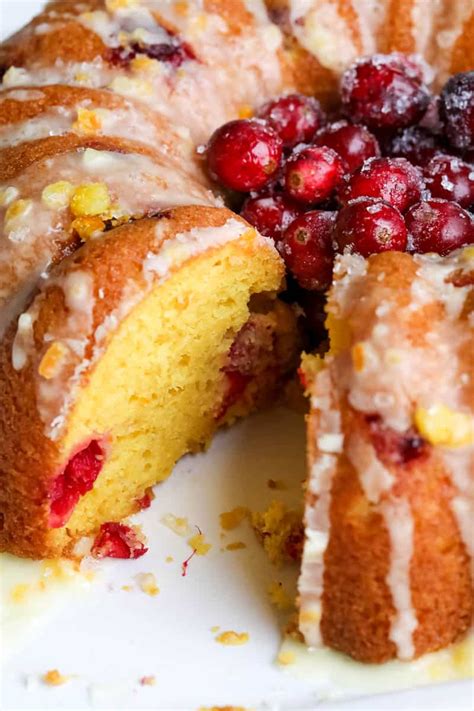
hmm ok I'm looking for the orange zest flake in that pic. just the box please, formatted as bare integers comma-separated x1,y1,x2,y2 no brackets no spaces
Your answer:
238,104,253,119
42,669,68,686
219,506,249,531
351,342,366,372
72,108,102,136
38,342,68,380
215,630,249,646
71,215,105,241
139,675,156,686
11,583,30,603
225,541,246,551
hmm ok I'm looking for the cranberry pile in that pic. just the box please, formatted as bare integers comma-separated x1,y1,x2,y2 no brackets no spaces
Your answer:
205,55,473,293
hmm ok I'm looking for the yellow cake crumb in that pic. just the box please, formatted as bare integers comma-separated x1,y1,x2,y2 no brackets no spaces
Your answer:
38,342,69,380
461,245,474,262
188,532,212,556
267,581,292,611
109,76,153,98
42,670,68,686
199,707,246,711
135,573,160,597
161,514,190,536
121,585,133,592
106,0,138,9
11,583,30,603
414,404,474,447
251,500,303,565
219,507,248,531
72,108,102,136
165,556,174,563
215,631,249,646
225,541,246,551
139,675,156,686
131,56,161,74
70,183,111,218
298,351,324,393
210,625,220,634
277,650,296,666
71,215,106,240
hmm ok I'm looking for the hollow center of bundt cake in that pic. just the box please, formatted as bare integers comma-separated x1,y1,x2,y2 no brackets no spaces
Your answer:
49,439,105,529
49,235,292,551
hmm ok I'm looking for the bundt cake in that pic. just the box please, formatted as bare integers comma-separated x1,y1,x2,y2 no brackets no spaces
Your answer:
0,0,473,668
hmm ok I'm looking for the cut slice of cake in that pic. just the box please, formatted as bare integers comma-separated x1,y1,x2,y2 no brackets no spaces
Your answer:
299,248,473,663
0,206,299,558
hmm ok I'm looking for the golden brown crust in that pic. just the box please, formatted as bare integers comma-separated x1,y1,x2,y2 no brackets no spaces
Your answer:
450,11,474,74
0,206,255,559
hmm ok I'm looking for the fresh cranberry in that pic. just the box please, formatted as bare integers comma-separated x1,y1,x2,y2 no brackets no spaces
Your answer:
339,157,425,213
440,72,474,151
423,154,474,208
406,199,474,255
463,148,474,165
367,415,427,466
240,193,302,240
91,523,148,559
382,126,441,166
258,93,325,148
206,120,283,192
49,440,104,528
314,121,380,173
283,146,345,205
334,198,407,257
341,53,430,130
279,211,336,290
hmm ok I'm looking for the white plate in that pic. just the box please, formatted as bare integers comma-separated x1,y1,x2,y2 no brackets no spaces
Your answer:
0,4,473,709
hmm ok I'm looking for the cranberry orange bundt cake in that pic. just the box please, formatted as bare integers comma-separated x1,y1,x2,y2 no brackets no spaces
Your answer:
0,0,473,666
299,248,473,663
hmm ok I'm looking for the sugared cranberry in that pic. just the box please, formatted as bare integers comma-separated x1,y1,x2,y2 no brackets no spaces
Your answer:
382,126,441,166
240,193,302,240
334,198,407,257
279,211,336,290
440,72,474,151
341,53,430,130
406,199,474,255
423,154,474,208
258,93,325,148
339,157,425,213
206,120,283,192
91,522,148,559
367,415,427,466
49,440,104,529
314,121,380,173
283,146,345,205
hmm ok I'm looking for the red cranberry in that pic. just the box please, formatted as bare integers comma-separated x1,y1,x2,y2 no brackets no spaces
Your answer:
314,121,380,173
382,126,441,166
334,198,407,257
258,93,325,148
283,146,345,205
367,415,427,466
406,199,474,255
279,211,336,290
49,440,104,529
206,120,283,192
136,488,154,510
240,193,302,240
215,370,251,420
440,72,474,151
339,157,425,213
341,53,430,130
107,34,195,69
423,154,474,208
91,523,148,559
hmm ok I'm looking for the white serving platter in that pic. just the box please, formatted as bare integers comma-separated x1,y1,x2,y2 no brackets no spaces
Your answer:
0,3,472,709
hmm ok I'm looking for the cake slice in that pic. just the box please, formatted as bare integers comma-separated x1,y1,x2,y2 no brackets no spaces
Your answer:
299,247,473,663
0,206,298,558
